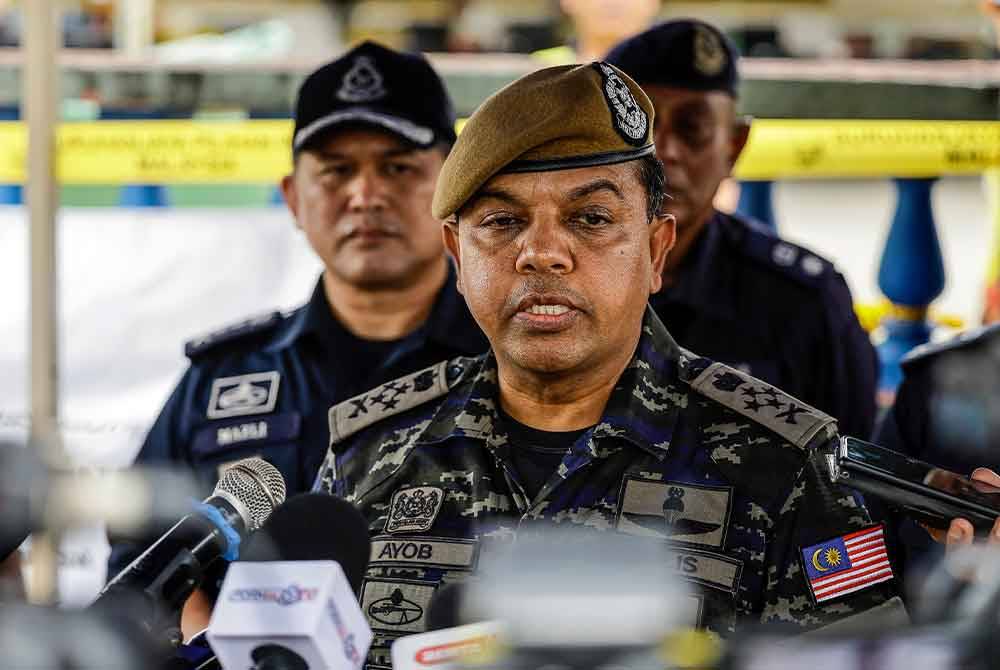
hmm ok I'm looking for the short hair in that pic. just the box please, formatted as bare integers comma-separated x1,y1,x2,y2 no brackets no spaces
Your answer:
632,153,667,222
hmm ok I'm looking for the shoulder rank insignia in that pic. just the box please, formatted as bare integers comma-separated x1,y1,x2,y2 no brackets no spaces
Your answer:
739,221,833,285
902,322,1000,368
185,311,282,359
801,525,893,603
686,361,835,450
328,357,474,444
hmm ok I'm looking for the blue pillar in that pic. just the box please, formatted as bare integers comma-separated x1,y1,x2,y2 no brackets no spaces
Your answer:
0,107,22,205
100,108,170,208
736,180,776,230
876,177,945,398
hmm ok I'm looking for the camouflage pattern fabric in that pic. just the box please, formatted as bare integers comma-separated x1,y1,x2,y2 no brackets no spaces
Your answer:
314,308,900,666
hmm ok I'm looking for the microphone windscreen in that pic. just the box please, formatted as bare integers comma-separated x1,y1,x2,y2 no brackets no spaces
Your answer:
239,493,371,595
427,582,466,631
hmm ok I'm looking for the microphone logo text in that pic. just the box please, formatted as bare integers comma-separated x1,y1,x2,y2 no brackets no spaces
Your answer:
228,584,319,606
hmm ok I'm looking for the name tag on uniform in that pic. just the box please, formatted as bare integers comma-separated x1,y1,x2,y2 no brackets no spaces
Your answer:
191,412,301,457
666,548,743,594
369,536,479,571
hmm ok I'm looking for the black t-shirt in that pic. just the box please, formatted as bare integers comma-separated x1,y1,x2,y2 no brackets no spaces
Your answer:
499,409,592,500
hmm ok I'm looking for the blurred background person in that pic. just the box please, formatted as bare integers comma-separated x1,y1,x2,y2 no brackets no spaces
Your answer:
534,0,660,64
106,41,486,582
606,20,879,439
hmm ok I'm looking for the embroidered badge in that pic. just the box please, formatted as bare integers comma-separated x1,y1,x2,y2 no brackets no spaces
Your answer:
693,25,727,77
617,477,732,549
801,254,825,277
595,62,649,147
384,486,444,534
771,242,798,267
801,525,894,604
360,579,436,634
207,371,280,419
337,55,387,103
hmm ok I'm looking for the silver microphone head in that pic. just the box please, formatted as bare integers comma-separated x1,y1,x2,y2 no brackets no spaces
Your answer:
212,458,286,531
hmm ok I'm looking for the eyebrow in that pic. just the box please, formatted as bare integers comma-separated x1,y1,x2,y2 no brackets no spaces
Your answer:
565,179,625,203
468,188,529,209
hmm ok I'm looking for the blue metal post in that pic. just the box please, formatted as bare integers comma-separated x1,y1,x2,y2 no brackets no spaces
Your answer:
0,107,23,205
100,108,170,207
876,177,945,398
736,179,776,230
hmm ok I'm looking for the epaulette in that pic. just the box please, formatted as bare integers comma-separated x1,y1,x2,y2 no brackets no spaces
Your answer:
184,311,283,359
738,217,834,287
328,356,476,445
901,322,1000,368
683,357,836,450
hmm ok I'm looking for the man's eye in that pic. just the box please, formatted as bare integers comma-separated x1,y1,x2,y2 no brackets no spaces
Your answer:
481,215,520,229
573,212,610,227
321,164,352,178
385,162,416,176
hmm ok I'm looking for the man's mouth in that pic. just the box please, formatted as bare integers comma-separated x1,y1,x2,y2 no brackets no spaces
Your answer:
512,295,582,332
524,304,571,316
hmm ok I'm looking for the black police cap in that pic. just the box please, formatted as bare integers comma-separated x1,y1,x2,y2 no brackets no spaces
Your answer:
605,20,740,97
292,40,457,153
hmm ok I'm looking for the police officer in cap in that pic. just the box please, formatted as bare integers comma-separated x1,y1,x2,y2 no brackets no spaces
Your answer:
605,20,878,439
108,42,486,579
314,62,904,664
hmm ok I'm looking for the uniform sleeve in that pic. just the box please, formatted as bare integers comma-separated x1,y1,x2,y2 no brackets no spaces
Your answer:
760,443,905,631
815,272,878,440
106,369,197,581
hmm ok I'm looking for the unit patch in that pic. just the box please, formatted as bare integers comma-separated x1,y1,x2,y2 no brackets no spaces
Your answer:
361,579,436,634
207,371,280,419
617,477,732,549
370,536,478,571
666,548,742,594
385,486,444,534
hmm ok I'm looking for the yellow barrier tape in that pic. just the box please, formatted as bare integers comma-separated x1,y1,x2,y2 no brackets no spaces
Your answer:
0,119,998,184
0,120,293,184
735,120,1000,180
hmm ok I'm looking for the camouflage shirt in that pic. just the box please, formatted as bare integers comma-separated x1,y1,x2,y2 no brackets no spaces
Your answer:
314,309,901,665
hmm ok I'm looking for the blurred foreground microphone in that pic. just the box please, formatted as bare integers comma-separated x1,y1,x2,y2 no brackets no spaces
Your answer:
94,458,286,637
206,492,373,670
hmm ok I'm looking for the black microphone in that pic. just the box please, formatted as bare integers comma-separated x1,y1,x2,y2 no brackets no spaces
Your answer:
239,491,372,595
94,458,286,639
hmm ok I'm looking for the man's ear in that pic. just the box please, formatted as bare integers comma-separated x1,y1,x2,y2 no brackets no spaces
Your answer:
728,115,752,171
648,212,676,294
442,218,464,294
280,174,300,228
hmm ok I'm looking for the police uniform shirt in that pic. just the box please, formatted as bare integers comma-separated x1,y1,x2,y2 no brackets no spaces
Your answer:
108,268,486,576
315,308,902,666
650,211,878,440
873,323,1000,584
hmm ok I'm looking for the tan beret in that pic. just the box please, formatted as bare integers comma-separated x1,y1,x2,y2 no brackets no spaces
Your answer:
431,62,655,220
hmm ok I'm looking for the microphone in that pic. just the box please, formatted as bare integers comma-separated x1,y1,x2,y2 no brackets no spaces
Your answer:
94,458,286,638
207,493,374,670
239,492,372,595
391,621,503,670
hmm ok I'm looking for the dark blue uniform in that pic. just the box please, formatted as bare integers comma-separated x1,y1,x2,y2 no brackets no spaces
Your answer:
650,211,878,439
108,269,486,577
873,323,1000,583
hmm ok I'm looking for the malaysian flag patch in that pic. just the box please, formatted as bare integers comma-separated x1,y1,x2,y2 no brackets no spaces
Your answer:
801,525,894,603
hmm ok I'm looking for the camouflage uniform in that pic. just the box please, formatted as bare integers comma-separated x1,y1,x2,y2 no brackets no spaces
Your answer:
315,309,901,666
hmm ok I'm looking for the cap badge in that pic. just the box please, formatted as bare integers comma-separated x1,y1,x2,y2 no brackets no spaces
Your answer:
596,63,648,147
693,26,727,77
337,55,387,103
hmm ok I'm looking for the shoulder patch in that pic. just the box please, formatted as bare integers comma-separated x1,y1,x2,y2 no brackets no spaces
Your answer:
685,361,835,450
185,311,282,359
328,357,475,445
901,322,1000,368
737,217,834,286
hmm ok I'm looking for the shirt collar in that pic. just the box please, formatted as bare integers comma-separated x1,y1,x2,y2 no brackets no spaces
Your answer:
416,307,684,461
653,210,739,321
266,263,485,355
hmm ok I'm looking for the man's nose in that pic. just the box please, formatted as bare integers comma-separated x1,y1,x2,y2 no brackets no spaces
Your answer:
515,220,574,275
346,168,386,211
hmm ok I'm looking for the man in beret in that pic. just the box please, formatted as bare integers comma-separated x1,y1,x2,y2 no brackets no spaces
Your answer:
107,42,487,605
606,20,878,440
314,62,904,663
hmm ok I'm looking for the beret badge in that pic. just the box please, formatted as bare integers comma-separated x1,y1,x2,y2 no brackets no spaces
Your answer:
596,63,649,147
693,25,727,77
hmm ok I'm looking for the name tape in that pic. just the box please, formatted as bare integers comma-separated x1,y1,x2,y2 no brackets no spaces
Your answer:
0,119,998,183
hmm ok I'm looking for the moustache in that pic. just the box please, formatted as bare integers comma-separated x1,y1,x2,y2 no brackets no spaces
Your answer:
338,215,403,239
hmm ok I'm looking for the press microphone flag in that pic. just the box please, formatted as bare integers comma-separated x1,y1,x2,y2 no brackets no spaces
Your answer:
208,560,372,670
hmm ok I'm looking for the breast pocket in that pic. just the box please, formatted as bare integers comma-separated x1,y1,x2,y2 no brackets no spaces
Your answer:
190,411,301,483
